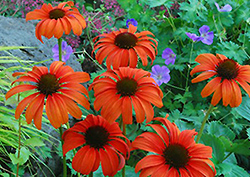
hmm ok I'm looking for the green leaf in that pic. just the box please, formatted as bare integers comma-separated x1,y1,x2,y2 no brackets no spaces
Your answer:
0,46,34,51
224,164,250,177
23,137,45,147
247,128,250,140
207,121,236,140
227,139,250,156
201,134,225,162
142,0,170,8
9,147,31,165
234,96,250,121
217,162,232,176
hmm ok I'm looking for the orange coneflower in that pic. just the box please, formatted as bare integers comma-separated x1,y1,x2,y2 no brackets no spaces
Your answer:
62,114,130,176
26,1,86,43
92,24,158,69
191,53,250,107
132,115,216,177
5,61,90,129
89,67,163,124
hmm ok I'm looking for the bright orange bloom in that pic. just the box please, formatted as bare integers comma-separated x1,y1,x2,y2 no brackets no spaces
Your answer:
26,1,86,43
62,114,130,176
89,67,163,124
5,61,90,129
92,24,158,69
191,53,250,107
132,115,216,177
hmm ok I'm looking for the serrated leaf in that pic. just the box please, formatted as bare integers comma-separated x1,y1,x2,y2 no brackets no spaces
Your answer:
217,162,232,176
207,121,235,140
201,134,225,162
23,137,45,147
234,96,250,121
228,139,250,156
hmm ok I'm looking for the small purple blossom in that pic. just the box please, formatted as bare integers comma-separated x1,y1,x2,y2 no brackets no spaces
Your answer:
186,25,214,45
150,65,171,86
162,48,176,65
215,2,232,12
186,32,203,42
52,41,73,62
126,18,138,28
199,25,214,45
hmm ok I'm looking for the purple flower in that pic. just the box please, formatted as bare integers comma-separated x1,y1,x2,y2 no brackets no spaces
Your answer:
199,25,214,45
126,18,138,28
162,48,176,65
150,65,170,86
186,32,203,42
215,2,232,12
52,41,73,62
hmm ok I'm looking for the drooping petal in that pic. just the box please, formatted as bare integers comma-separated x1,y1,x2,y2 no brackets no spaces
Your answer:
62,131,85,156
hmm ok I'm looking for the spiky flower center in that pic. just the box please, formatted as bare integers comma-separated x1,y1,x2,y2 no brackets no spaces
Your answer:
163,144,190,169
85,126,110,149
216,59,239,80
115,32,138,49
49,9,65,20
116,77,138,96
37,74,60,96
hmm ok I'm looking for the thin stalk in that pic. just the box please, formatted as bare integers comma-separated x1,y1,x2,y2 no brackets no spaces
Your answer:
58,38,63,62
185,42,194,91
196,104,214,143
59,126,67,177
15,114,22,177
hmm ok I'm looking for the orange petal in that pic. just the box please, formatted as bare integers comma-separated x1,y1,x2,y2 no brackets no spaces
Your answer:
5,84,37,100
26,9,48,21
230,80,242,107
131,96,145,123
59,72,90,84
201,77,221,97
221,79,233,106
147,124,169,146
188,144,212,159
60,16,72,35
44,19,57,39
195,53,219,67
135,155,165,173
211,84,222,106
121,97,133,124
134,46,148,66
128,24,137,33
236,78,250,96
191,71,216,83
65,16,82,36
128,48,138,68
54,19,64,39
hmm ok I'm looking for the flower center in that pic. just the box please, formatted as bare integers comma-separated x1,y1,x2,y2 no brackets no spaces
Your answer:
85,125,110,149
115,32,138,49
37,74,60,96
216,59,239,80
157,74,162,80
163,144,190,169
116,77,138,96
49,9,65,20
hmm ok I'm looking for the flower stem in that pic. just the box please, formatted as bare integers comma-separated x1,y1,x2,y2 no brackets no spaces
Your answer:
16,114,22,177
58,38,63,62
185,41,194,92
196,104,214,143
59,126,67,177
89,171,93,177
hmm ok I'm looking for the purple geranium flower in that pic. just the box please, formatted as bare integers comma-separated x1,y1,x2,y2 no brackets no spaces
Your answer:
126,18,138,28
52,41,73,62
150,65,170,86
215,2,232,12
185,32,203,42
199,25,214,45
162,48,176,65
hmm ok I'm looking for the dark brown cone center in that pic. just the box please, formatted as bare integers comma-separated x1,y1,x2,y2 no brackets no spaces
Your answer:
115,32,138,49
49,9,65,20
216,59,239,80
116,77,138,96
37,74,60,96
163,144,190,169
85,126,110,149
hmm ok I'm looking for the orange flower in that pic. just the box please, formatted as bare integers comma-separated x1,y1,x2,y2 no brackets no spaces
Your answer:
5,61,90,129
26,1,86,43
92,24,158,69
89,67,163,124
191,53,250,107
62,114,130,176
132,115,216,177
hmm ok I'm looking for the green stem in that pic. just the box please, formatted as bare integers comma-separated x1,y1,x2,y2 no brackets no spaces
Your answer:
196,104,214,143
89,171,93,177
58,38,63,62
59,126,67,177
185,42,194,92
16,114,22,177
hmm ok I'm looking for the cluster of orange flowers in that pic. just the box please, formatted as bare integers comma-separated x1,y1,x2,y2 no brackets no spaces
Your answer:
5,1,250,177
